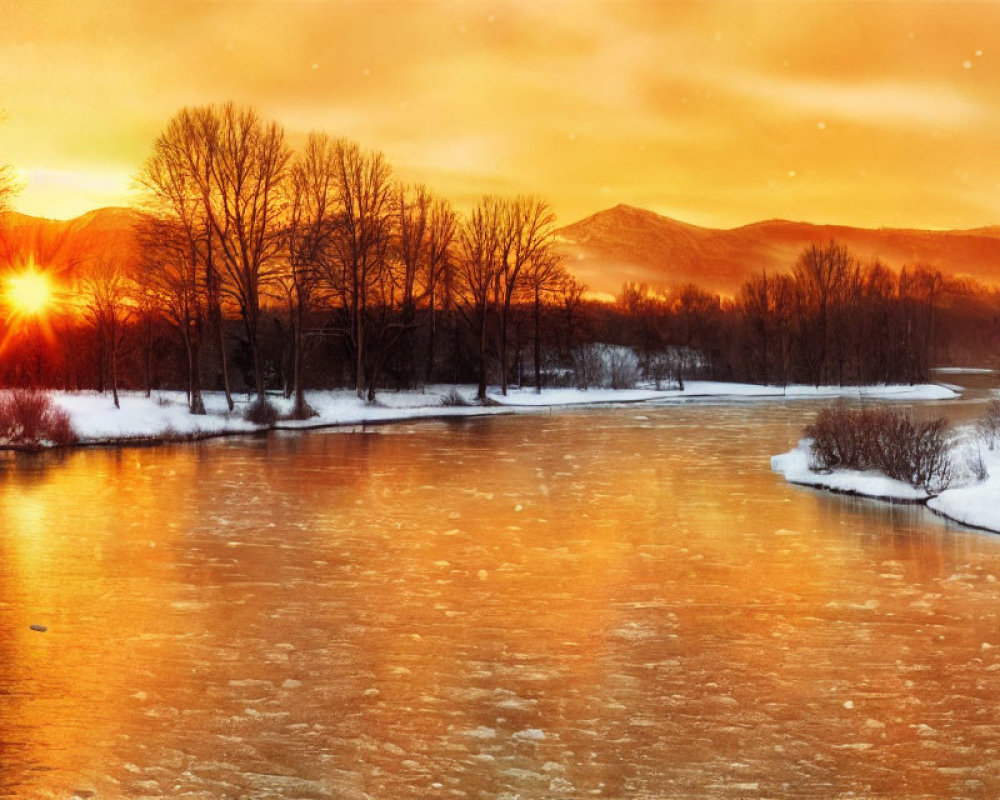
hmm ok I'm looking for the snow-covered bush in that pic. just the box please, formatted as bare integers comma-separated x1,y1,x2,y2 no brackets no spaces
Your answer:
244,398,278,426
958,441,989,483
0,389,77,448
607,347,640,389
571,344,607,389
571,344,640,389
441,387,470,406
644,347,703,390
806,404,952,493
978,399,1000,450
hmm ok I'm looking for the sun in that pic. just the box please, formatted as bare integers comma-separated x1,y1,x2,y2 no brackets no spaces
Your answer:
3,269,53,317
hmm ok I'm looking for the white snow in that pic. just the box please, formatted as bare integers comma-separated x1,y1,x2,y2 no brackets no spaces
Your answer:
489,382,959,406
928,440,1000,533
43,387,509,444
0,380,960,451
770,441,929,502
773,432,1000,533
932,367,996,375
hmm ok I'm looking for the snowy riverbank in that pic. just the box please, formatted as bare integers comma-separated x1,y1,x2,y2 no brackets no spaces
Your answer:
772,433,1000,534
0,381,960,451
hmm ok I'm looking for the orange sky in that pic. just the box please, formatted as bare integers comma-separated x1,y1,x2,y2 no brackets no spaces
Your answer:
1,0,998,229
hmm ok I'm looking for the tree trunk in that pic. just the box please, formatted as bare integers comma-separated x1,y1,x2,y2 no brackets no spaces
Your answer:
426,280,436,385
353,277,365,400
144,313,153,398
477,307,488,402
499,305,509,396
533,289,542,393
291,294,310,418
110,313,120,410
218,319,233,411
248,317,266,403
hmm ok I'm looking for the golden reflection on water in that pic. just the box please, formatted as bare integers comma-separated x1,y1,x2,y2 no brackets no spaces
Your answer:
2,403,1000,798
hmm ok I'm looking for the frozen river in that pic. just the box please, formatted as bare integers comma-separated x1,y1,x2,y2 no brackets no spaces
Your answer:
2,387,1000,798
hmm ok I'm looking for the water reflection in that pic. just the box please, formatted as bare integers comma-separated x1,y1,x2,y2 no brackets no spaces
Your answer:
2,400,1000,798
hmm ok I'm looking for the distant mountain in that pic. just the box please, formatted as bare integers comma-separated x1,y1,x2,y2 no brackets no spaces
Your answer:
0,206,142,280
555,204,1000,298
4,204,1000,302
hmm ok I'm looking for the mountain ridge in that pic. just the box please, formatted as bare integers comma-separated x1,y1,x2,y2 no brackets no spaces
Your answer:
3,205,1000,299
556,205,1000,297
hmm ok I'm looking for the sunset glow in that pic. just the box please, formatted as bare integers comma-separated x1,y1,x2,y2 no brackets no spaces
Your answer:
1,1,999,228
3,269,54,318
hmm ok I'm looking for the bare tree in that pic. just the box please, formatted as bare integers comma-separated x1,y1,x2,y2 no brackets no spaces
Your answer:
137,122,212,414
283,132,338,418
80,257,133,409
424,197,457,384
136,216,206,413
151,104,290,410
495,197,557,395
523,249,566,391
456,197,503,401
327,140,393,400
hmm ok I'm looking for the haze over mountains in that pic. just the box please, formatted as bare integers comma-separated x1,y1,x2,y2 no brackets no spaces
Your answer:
557,205,1000,297
0,207,142,281
3,204,1000,299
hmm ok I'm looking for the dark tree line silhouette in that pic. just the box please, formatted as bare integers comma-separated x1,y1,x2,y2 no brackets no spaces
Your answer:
1,104,999,406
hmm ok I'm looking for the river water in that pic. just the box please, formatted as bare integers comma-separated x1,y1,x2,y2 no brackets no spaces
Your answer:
2,384,1000,799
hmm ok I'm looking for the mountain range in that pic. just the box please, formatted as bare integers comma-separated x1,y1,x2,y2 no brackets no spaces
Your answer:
3,204,1000,299
556,204,1000,297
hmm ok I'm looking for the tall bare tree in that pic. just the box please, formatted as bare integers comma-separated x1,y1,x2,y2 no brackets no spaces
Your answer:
523,248,566,391
137,122,212,414
424,197,457,384
80,257,133,409
496,197,557,395
283,132,338,418
456,197,502,401
328,140,393,399
146,104,290,409
136,216,206,413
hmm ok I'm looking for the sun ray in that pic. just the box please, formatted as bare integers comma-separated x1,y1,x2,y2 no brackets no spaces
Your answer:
3,269,53,318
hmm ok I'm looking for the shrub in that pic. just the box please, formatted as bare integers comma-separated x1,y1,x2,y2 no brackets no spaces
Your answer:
806,403,952,493
441,387,470,407
607,347,640,389
959,442,989,483
571,344,607,389
0,390,77,448
244,398,278,426
571,344,641,390
978,399,1000,450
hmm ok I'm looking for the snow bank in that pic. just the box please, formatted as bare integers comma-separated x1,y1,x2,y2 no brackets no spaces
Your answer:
487,388,669,406
773,434,1000,533
932,367,996,375
770,442,929,503
927,441,1000,533
489,382,959,406
46,387,510,445
1,379,959,450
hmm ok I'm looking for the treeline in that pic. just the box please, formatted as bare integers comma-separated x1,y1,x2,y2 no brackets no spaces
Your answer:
603,241,998,387
112,104,584,416
1,104,999,405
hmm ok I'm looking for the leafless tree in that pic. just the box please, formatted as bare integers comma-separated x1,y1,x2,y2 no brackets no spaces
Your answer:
80,257,133,409
424,197,457,384
136,216,206,413
137,123,212,414
496,196,557,395
523,248,566,391
456,197,503,401
283,132,338,418
148,104,290,409
327,140,393,400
